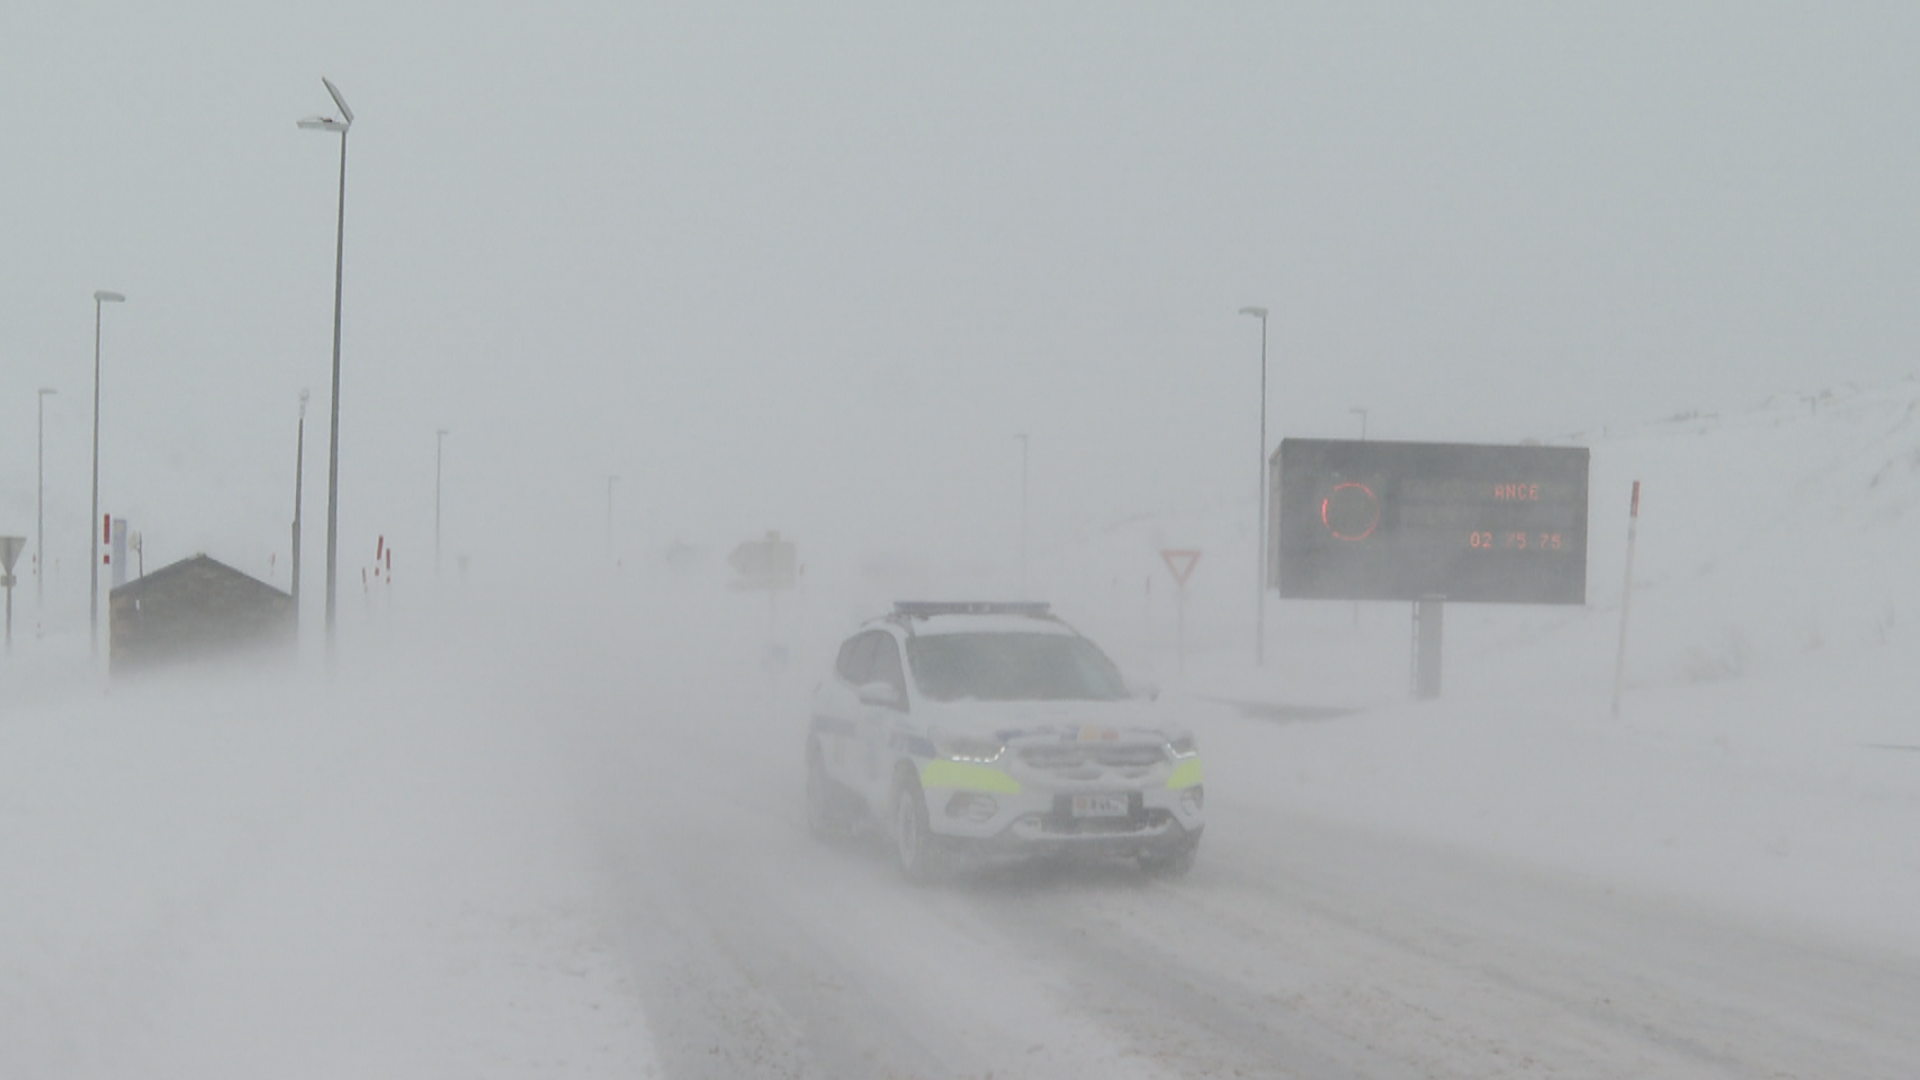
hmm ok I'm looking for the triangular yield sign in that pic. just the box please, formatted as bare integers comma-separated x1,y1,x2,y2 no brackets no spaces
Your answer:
1160,548,1201,586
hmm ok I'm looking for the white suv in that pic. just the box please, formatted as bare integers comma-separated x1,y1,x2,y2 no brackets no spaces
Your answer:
805,602,1204,881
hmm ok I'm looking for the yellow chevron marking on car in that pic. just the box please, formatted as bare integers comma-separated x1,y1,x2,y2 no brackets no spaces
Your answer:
920,759,1022,793
1167,758,1204,790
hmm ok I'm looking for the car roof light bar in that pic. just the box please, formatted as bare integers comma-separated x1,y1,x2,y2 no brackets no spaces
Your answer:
892,601,1052,618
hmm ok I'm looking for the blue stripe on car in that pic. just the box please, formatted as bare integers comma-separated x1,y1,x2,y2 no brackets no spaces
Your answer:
811,713,858,737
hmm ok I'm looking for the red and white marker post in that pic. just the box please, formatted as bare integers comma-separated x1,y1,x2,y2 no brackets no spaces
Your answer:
1612,482,1641,718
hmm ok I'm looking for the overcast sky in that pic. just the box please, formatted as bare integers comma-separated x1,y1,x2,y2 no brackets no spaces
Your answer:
5,3,1919,596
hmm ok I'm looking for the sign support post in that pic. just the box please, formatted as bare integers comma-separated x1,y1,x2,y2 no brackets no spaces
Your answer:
1412,595,1445,699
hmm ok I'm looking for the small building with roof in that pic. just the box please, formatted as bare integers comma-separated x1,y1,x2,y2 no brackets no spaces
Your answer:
109,554,294,674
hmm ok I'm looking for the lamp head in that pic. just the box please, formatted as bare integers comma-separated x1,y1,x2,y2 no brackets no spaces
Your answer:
321,78,354,124
298,77,354,135
93,290,126,304
1238,305,1268,319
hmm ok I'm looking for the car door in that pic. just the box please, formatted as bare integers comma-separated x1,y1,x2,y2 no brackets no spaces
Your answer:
818,631,877,792
855,631,910,809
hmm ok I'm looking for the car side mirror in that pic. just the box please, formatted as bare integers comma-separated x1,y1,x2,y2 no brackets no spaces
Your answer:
858,681,903,709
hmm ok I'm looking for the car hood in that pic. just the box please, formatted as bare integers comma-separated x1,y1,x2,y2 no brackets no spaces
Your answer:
916,696,1184,746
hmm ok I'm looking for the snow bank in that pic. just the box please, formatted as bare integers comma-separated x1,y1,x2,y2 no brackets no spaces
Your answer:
0,632,658,1079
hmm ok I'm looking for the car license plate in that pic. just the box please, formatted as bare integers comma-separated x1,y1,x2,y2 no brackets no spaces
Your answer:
1071,794,1129,818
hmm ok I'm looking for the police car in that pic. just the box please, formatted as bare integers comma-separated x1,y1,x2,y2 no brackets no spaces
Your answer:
805,601,1204,882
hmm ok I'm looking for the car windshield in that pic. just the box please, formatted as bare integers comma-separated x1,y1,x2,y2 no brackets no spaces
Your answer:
905,632,1129,702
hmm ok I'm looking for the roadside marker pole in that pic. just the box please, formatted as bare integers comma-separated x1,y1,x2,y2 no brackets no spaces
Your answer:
1612,481,1641,718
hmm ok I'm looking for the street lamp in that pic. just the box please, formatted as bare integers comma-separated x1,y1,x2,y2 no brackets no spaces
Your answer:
299,76,353,655
606,475,619,559
1015,433,1029,597
88,290,125,657
37,387,56,610
292,389,309,621
435,429,449,576
1238,305,1270,667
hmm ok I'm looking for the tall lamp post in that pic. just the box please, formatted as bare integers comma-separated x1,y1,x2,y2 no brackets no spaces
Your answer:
1238,305,1270,667
1015,433,1029,597
299,77,353,656
37,387,56,610
435,428,449,576
88,290,126,657
292,389,309,620
605,475,619,559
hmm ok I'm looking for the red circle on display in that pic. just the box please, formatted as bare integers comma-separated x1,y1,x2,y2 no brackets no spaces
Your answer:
1321,482,1380,541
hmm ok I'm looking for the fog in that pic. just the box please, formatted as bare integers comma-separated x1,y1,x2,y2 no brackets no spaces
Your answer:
10,380,1920,1076
9,5,1920,592
8,5,1920,1078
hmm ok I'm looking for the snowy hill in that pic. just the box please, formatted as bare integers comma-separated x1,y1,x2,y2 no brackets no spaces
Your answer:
1171,380,1920,962
1583,380,1920,688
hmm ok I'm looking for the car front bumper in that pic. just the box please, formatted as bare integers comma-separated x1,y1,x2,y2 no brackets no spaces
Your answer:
922,781,1205,860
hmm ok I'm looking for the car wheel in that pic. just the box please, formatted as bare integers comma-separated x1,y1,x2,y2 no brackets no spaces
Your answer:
892,775,952,885
806,740,852,842
1138,840,1198,879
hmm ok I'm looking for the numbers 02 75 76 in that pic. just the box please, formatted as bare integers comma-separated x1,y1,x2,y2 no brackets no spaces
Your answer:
1468,531,1563,551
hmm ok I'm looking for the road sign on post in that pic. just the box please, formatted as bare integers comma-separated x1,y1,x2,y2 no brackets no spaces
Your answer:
730,532,799,670
1161,549,1201,586
1160,549,1202,674
728,532,797,592
1,536,24,654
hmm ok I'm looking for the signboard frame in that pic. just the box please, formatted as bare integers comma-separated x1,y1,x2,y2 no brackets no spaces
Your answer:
728,533,798,592
1272,438,1590,604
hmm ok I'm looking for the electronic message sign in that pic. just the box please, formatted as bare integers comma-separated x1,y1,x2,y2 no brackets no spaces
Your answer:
1272,439,1590,604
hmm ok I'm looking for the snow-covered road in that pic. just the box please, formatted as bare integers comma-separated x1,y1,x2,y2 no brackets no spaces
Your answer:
8,588,1918,1079
544,595,1920,1080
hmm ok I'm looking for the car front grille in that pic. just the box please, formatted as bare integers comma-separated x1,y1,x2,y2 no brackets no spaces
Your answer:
1018,743,1166,780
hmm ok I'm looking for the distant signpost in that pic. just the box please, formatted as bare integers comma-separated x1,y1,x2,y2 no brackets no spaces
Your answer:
1,536,24,653
1161,549,1201,587
730,531,798,671
1160,548,1202,673
728,532,797,592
